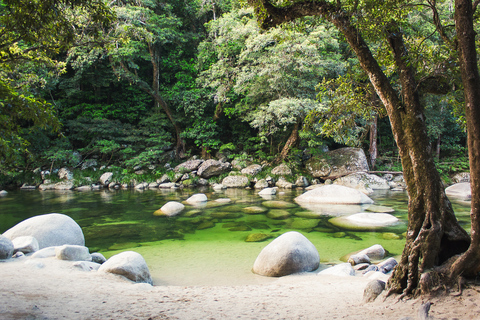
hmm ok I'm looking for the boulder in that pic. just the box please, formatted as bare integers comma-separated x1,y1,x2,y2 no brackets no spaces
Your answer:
58,168,73,180
99,172,114,186
91,252,107,264
318,263,355,277
305,147,369,179
377,257,398,274
271,164,292,176
276,178,294,189
3,213,85,249
347,245,386,265
452,172,470,183
295,185,374,205
329,213,399,231
252,231,320,277
55,245,91,261
0,235,14,259
262,200,297,209
185,193,208,205
242,206,269,215
54,181,75,190
245,233,274,242
258,188,276,196
363,280,386,303
445,182,471,200
154,201,185,217
254,179,269,189
11,236,39,254
241,164,262,176
295,176,310,188
221,175,250,188
98,251,153,284
197,160,232,178
333,173,390,194
174,159,204,173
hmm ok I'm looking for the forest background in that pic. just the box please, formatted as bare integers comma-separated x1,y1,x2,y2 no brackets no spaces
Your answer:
0,0,470,186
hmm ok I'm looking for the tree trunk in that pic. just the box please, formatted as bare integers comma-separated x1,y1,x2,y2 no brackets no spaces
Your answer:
369,115,378,169
249,0,471,296
276,121,300,163
444,0,480,280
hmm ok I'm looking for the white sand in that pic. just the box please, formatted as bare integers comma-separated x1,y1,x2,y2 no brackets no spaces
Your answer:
1,256,479,320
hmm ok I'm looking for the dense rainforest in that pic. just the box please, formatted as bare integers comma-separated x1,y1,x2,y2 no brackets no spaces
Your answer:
3,0,480,297
0,0,469,183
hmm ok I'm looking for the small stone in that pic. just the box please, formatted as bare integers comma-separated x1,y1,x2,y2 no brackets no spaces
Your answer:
363,280,386,303
245,233,273,242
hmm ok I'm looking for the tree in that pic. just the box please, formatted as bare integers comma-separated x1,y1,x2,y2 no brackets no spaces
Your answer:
246,0,473,296
0,0,113,168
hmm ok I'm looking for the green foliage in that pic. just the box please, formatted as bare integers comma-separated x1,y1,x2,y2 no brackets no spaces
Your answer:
181,119,221,151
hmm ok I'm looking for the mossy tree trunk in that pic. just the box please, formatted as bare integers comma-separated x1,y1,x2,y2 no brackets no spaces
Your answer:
248,0,471,296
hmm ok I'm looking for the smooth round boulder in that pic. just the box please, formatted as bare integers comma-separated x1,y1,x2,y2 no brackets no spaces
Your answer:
329,213,399,231
295,185,374,205
185,193,208,205
363,280,386,303
3,213,85,249
98,251,153,285
252,231,320,277
0,235,14,259
55,245,91,261
222,175,250,188
12,236,39,254
154,201,185,217
445,182,471,200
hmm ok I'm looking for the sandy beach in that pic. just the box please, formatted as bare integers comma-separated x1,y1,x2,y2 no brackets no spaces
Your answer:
1,256,479,320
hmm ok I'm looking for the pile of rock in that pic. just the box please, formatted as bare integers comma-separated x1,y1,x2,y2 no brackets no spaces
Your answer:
0,213,153,285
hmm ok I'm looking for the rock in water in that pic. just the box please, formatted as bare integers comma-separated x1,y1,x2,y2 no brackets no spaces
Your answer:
98,251,153,285
363,280,386,303
295,185,374,205
0,235,14,259
3,213,85,249
154,201,185,217
252,231,319,277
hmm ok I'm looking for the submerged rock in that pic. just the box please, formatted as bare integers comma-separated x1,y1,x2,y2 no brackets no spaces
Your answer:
329,213,399,231
242,206,269,215
295,185,374,205
154,201,185,217
252,231,320,277
267,209,291,220
262,200,297,209
3,213,85,249
245,233,273,242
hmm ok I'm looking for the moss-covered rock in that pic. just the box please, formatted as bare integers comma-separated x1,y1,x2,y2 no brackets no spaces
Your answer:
245,233,273,242
267,209,291,220
262,200,297,209
243,206,269,215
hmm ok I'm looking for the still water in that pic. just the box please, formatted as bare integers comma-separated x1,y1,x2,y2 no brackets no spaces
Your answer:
0,188,472,286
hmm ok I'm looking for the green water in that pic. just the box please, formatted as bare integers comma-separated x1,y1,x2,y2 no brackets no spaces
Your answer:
0,188,472,286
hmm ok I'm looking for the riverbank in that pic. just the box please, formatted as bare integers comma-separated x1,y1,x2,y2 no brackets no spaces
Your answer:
1,256,478,320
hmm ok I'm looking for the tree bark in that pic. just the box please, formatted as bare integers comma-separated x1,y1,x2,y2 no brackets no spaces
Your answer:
444,0,480,280
369,115,378,169
248,0,470,296
277,120,300,163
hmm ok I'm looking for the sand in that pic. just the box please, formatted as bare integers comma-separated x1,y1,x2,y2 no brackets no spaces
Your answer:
2,256,480,320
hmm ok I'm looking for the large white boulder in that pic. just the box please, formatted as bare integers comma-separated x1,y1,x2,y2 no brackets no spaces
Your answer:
185,193,208,205
252,231,320,277
329,213,399,231
98,251,153,284
295,185,374,205
3,213,85,249
445,182,471,200
154,201,185,217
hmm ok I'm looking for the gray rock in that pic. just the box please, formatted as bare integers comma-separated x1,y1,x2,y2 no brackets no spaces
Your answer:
81,159,98,170
254,179,269,189
134,182,149,190
363,280,386,303
377,257,398,273
305,147,369,179
31,246,57,258
148,182,159,188
58,168,73,180
54,181,74,190
11,236,39,254
348,245,386,265
452,172,470,183
258,188,276,196
222,175,250,188
154,201,185,217
91,252,107,264
0,235,14,259
318,263,355,277
158,182,179,189
329,213,399,231
271,164,292,176
55,245,91,261
445,182,471,200
174,159,204,173
99,172,114,186
73,261,101,271
348,253,370,265
197,160,232,178
185,193,208,204
252,231,320,277
295,185,374,205
3,213,85,249
334,172,390,194
98,251,153,284
276,177,294,189
295,176,310,188
241,164,262,176
76,185,92,191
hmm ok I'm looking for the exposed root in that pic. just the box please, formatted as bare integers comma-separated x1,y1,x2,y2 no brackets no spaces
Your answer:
451,276,466,297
